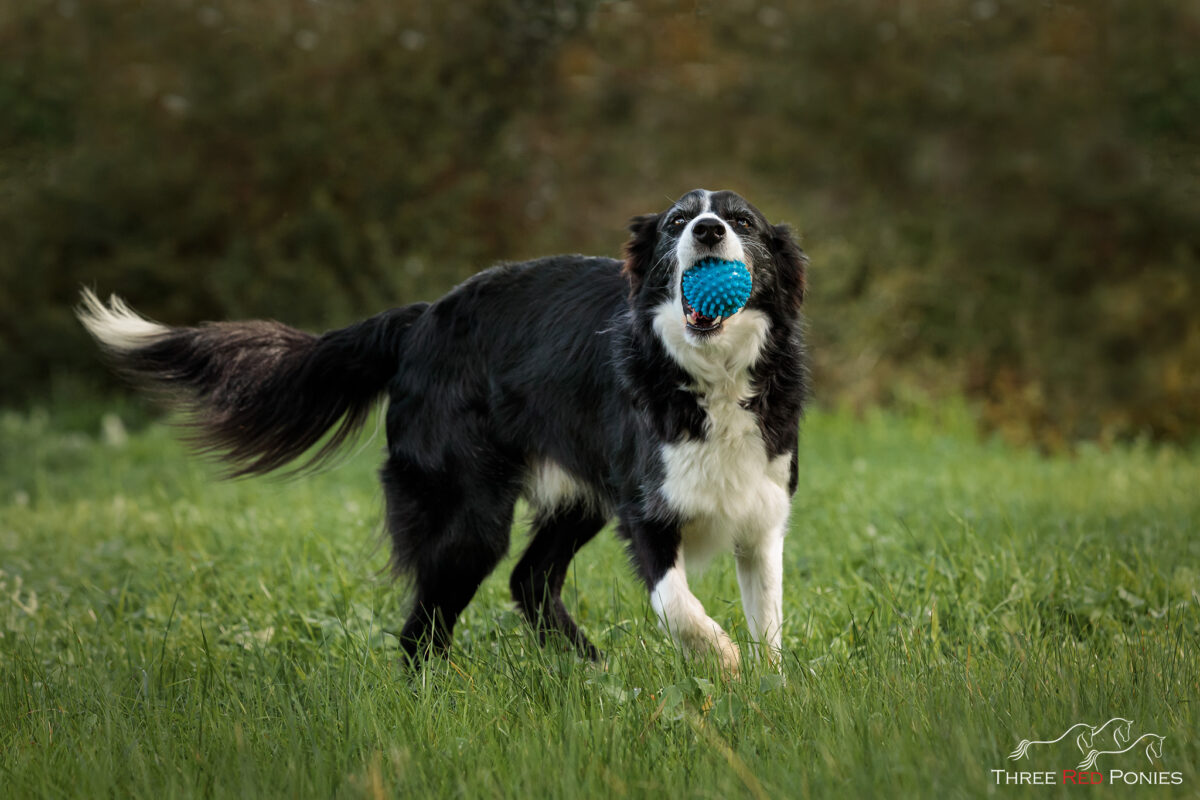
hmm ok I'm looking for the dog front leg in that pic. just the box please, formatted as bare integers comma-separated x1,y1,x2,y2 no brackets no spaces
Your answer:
652,560,741,674
627,517,740,674
735,526,785,667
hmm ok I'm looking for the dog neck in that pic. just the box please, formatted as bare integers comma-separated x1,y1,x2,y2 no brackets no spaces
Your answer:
651,300,771,399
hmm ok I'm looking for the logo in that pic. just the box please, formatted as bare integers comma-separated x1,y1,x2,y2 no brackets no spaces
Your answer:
992,718,1182,787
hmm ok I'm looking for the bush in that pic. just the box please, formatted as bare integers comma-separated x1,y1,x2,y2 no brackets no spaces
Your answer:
2,0,1197,444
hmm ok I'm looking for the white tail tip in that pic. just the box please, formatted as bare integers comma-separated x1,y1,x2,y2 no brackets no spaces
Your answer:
76,288,170,352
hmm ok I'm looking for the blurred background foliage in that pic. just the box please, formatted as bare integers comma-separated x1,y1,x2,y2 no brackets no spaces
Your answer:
1,0,1197,445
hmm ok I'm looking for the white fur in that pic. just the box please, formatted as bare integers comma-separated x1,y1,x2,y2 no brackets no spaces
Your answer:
523,458,606,514
736,527,785,662
651,278,788,567
653,303,771,388
650,559,741,672
77,289,169,352
648,367,791,667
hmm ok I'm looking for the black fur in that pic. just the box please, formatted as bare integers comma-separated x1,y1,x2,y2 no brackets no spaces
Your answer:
79,189,808,665
102,305,428,476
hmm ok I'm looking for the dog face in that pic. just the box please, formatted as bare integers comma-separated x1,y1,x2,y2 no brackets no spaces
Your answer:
623,189,806,348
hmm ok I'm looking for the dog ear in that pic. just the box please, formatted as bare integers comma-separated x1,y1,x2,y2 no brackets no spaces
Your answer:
622,213,661,294
770,223,807,311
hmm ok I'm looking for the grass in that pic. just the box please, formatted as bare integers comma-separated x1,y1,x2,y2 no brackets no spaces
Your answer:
1,402,1198,798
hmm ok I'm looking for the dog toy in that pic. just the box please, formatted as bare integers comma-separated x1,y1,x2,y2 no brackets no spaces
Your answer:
681,257,753,319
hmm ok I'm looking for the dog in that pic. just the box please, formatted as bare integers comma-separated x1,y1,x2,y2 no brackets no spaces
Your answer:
77,188,808,673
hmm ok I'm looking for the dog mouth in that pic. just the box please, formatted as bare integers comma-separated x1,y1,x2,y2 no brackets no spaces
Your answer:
681,297,723,336
679,256,753,338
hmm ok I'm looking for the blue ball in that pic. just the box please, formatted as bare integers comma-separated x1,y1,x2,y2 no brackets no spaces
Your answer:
681,257,753,319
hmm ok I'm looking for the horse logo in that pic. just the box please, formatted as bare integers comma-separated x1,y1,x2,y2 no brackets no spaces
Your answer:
1008,718,1133,761
1078,733,1165,772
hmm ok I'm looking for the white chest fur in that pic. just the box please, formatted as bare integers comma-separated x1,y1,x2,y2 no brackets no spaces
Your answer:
660,386,792,564
651,301,793,565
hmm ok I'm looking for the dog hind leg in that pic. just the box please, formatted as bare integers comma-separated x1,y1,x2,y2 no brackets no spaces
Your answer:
510,504,607,661
381,454,519,664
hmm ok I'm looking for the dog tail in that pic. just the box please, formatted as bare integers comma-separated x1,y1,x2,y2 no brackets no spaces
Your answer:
76,288,428,476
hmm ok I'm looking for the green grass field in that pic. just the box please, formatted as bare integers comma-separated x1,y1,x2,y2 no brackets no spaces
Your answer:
2,404,1198,798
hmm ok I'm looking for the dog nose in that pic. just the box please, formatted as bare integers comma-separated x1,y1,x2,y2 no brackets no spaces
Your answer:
692,219,726,247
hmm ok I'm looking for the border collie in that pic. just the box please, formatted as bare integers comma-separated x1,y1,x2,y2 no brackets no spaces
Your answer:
77,189,808,673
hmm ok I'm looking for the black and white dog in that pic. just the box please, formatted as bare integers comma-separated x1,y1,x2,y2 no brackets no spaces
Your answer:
78,189,808,673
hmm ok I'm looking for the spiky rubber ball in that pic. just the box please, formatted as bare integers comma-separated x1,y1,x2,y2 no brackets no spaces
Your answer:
681,257,752,319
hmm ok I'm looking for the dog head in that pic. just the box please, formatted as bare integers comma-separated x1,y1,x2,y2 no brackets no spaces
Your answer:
623,189,806,364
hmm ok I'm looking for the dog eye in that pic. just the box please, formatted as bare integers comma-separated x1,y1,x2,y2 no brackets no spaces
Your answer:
669,214,687,228
734,216,753,229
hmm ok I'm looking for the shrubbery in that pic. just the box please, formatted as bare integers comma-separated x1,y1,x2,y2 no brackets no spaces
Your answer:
2,0,1197,443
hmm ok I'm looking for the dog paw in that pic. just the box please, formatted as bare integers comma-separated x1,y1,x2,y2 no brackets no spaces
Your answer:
715,635,741,678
